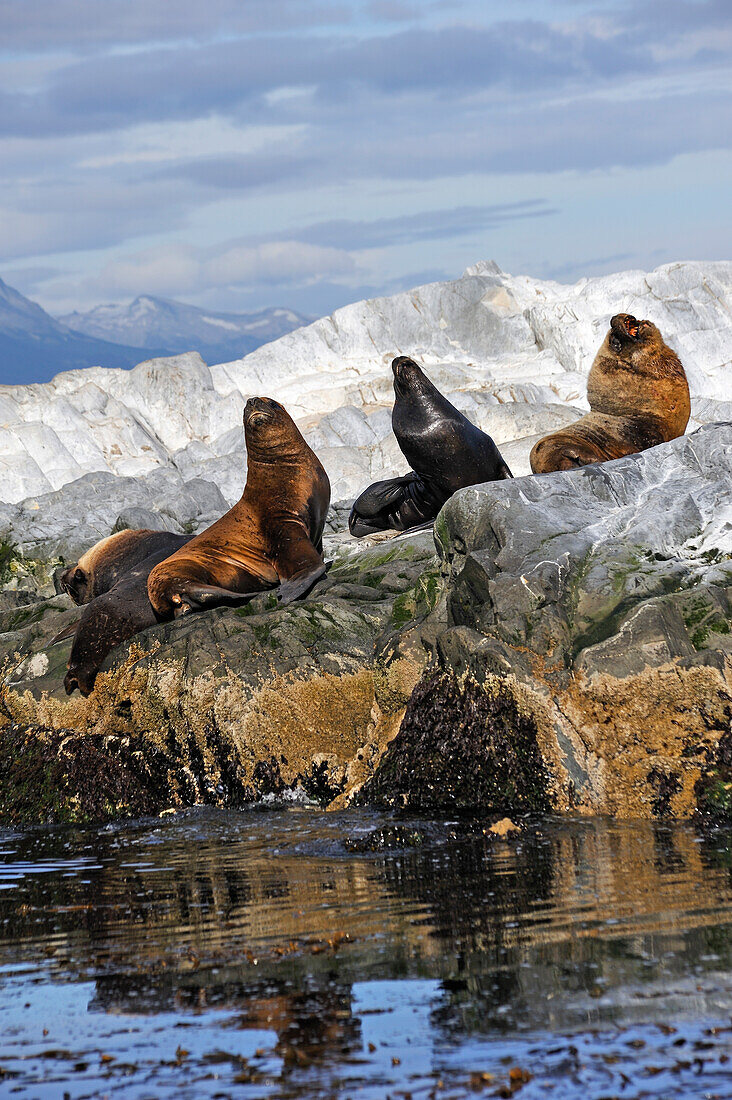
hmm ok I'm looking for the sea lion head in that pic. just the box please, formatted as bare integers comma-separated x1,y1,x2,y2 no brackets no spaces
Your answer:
64,660,96,697
608,313,661,356
391,356,437,403
244,396,303,459
59,563,91,605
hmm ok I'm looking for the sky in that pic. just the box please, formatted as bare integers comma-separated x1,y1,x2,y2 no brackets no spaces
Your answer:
0,0,730,319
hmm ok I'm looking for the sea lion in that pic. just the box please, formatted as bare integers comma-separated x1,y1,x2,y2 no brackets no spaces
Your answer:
349,356,512,537
530,314,690,473
59,528,189,605
63,536,193,696
147,397,330,619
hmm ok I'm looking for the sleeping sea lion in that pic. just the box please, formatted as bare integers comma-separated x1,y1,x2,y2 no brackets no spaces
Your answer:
530,314,690,473
349,356,512,537
147,397,330,619
63,536,193,696
59,528,189,605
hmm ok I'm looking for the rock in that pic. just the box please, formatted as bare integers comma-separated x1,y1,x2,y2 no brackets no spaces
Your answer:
356,669,552,814
1,263,731,824
380,423,731,820
488,817,520,837
0,531,438,823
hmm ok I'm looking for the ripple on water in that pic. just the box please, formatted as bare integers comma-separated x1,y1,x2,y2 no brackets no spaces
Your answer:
0,810,730,1098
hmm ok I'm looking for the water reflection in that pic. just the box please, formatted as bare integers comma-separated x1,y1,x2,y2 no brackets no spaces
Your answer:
0,811,731,1097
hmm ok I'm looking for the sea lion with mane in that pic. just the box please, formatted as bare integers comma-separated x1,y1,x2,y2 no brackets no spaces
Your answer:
147,397,330,619
530,313,690,473
349,356,512,537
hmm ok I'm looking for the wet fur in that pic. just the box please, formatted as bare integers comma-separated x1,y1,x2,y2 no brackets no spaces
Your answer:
60,529,190,605
65,537,192,696
147,398,330,619
350,356,512,536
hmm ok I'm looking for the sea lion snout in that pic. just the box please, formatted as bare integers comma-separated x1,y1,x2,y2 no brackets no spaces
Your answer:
244,396,282,425
610,313,643,340
392,356,424,396
60,564,88,604
392,356,419,379
64,667,93,697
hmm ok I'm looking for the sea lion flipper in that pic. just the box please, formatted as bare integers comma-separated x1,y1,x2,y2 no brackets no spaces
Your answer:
49,619,80,646
277,562,327,606
174,583,265,613
348,474,425,537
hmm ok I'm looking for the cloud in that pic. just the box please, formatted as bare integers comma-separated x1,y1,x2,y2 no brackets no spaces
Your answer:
0,14,698,138
0,1,355,53
0,0,729,313
95,239,356,297
287,201,557,250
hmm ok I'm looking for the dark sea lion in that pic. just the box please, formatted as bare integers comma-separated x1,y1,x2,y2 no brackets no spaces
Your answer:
147,397,330,619
64,537,193,696
349,356,512,537
530,314,690,473
59,528,189,605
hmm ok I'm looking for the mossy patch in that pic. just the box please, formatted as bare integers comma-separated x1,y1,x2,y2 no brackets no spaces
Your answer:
695,722,732,825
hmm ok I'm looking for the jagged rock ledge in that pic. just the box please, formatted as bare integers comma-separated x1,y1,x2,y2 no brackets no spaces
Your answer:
1,424,730,825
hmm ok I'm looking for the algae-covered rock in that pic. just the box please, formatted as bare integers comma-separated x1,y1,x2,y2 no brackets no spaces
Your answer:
0,530,437,824
358,670,552,814
2,425,731,824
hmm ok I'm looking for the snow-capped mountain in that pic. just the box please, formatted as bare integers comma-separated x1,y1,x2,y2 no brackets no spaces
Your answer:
60,296,310,365
1,260,730,558
0,278,164,385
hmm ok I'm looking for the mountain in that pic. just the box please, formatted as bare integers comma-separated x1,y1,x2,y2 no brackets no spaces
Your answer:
0,278,168,385
59,296,310,365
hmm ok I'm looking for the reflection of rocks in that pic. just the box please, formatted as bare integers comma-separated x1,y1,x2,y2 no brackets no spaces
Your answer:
1,813,730,1046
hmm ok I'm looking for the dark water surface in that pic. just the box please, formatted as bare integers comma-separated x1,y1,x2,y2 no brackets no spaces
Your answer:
0,809,731,1099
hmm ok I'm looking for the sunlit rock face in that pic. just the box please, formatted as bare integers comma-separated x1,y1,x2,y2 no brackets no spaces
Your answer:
1,261,730,557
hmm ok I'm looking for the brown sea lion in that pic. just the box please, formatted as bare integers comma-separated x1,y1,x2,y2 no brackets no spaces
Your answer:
147,397,330,618
63,536,193,696
349,356,512,537
530,314,690,473
59,528,189,605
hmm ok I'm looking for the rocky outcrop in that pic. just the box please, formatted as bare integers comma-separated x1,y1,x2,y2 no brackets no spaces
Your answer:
2,425,730,825
369,423,732,819
0,531,437,823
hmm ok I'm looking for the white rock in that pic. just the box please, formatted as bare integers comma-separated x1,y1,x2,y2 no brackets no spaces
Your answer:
0,261,729,553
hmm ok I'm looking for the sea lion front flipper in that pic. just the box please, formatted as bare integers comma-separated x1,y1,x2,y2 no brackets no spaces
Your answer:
50,619,81,646
277,562,327,606
172,582,267,615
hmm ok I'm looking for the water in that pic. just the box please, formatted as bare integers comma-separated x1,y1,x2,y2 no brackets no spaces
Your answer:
0,809,731,1099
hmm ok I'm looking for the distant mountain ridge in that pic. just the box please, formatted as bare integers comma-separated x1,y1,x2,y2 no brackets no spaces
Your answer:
0,277,168,385
59,295,310,365
0,277,310,386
